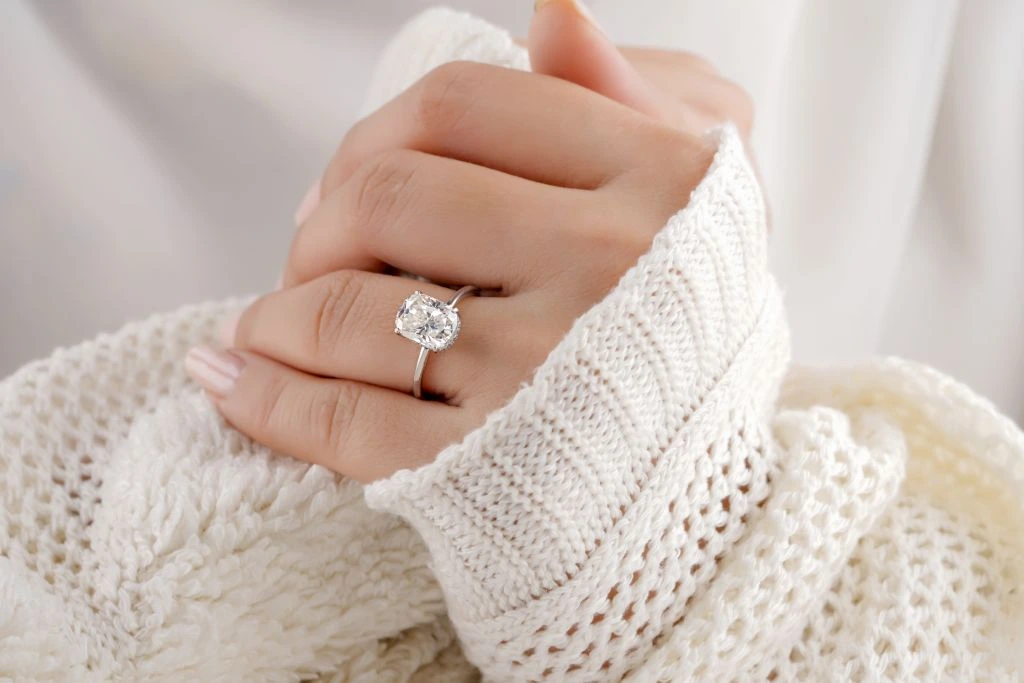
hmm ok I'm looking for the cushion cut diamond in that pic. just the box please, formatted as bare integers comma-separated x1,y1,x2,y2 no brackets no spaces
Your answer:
394,291,461,352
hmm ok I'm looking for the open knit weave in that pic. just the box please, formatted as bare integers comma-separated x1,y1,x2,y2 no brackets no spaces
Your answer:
1,8,1022,682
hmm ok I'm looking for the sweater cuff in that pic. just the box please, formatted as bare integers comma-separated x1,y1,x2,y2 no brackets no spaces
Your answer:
364,124,785,640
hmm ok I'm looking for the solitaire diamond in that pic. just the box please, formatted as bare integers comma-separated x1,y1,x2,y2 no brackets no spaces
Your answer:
395,291,461,352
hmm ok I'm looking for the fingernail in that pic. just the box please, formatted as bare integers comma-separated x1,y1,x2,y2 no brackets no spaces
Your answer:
219,316,239,348
294,179,321,226
186,346,244,397
535,0,602,31
274,273,284,291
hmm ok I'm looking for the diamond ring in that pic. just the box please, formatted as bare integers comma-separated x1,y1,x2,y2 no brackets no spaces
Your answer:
394,285,478,399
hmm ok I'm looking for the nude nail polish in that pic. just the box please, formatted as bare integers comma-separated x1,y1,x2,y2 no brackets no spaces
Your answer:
186,346,244,397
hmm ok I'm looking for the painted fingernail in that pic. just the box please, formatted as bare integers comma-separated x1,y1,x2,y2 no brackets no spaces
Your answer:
535,0,601,31
185,345,244,397
219,315,239,347
294,179,321,226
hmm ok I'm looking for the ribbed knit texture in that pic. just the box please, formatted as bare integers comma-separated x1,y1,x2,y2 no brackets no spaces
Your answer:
1,8,1022,681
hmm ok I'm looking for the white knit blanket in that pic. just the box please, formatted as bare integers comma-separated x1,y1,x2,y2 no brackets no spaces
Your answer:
1,9,1022,682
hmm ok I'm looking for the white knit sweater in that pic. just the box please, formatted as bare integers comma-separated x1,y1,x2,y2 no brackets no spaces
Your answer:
1,9,1021,682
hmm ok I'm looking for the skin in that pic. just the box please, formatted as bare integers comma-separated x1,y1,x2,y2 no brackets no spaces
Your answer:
186,0,755,483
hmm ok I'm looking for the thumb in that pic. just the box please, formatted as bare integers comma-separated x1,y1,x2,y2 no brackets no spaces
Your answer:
528,0,671,122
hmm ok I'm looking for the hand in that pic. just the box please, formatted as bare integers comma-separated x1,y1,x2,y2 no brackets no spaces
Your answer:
290,0,755,228
185,0,754,482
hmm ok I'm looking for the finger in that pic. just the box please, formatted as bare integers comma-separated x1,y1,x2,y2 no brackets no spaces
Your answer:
185,346,464,482
527,4,752,136
616,46,720,78
319,60,661,198
612,50,752,134
516,39,720,79
230,271,506,400
283,149,596,291
528,0,674,123
514,37,720,100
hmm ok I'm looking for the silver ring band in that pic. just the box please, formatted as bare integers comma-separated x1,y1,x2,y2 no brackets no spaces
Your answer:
412,346,431,400
402,285,478,399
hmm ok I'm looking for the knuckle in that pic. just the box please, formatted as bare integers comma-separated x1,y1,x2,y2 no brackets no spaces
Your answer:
312,271,365,356
349,150,419,239
415,60,487,137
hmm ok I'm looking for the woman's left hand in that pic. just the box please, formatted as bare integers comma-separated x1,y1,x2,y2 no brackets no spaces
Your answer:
185,8,753,483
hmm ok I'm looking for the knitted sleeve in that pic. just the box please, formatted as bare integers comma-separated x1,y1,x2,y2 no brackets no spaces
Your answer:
362,114,914,677
362,119,776,679
359,9,906,679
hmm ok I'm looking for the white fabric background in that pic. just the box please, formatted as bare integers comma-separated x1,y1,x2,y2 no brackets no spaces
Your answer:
1,1,1021,420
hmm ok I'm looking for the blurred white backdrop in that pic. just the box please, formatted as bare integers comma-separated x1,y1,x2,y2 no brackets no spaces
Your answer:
1,1,1021,419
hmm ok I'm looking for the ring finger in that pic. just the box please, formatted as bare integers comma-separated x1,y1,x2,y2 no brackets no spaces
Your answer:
229,270,513,401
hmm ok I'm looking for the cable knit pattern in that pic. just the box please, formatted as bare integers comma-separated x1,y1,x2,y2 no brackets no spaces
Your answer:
1,7,1022,682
